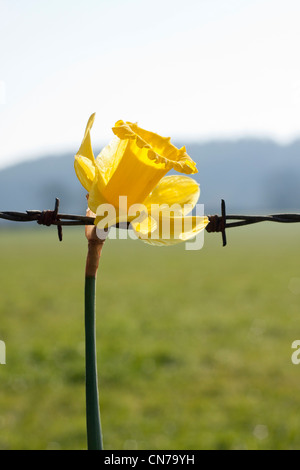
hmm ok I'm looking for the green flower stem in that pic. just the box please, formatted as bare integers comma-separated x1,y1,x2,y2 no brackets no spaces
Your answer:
85,274,103,450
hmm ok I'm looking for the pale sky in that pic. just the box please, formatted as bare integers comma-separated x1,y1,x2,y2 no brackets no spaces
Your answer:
1,0,300,169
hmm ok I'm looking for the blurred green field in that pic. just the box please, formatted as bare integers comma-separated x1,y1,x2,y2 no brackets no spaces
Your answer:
0,223,300,450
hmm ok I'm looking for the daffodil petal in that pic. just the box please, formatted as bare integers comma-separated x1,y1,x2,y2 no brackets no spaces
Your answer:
88,167,109,213
134,215,209,246
143,175,200,216
74,155,96,192
76,113,96,162
130,213,157,236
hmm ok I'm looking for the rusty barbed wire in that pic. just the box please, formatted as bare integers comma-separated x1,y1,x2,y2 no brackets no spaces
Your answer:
0,198,300,246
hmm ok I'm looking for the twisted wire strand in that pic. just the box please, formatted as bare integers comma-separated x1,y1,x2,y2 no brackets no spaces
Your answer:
1,198,300,245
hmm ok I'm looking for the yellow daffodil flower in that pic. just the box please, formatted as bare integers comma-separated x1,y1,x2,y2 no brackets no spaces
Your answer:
74,114,208,246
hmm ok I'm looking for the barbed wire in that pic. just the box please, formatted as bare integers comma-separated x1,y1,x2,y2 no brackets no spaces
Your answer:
0,198,300,246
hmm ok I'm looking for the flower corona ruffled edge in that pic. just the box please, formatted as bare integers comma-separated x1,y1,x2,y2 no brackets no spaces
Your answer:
112,120,198,175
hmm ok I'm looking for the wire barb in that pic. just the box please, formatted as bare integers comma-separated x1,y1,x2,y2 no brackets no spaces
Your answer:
37,198,63,241
206,199,227,247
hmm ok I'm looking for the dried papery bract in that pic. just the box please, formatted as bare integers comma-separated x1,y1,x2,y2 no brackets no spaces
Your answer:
85,208,105,278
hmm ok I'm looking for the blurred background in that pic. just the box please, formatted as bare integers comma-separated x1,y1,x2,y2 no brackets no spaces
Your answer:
1,0,300,450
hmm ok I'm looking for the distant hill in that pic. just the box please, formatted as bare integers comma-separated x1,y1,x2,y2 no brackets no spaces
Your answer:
0,139,299,220
186,138,300,213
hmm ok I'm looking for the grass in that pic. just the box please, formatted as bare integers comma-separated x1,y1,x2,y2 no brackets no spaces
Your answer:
0,223,300,449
